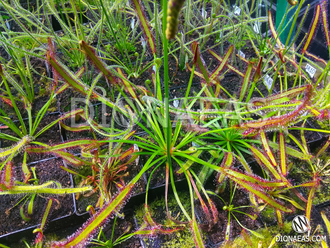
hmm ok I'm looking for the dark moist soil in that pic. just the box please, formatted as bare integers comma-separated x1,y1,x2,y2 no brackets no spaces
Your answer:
0,158,74,236
58,87,95,114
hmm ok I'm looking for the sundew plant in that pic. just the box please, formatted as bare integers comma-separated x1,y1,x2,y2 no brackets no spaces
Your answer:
0,0,330,247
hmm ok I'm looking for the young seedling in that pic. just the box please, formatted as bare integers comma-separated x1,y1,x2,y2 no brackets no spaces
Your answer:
207,182,262,243
89,215,134,247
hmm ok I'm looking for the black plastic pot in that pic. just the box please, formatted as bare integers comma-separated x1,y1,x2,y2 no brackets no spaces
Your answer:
0,110,78,243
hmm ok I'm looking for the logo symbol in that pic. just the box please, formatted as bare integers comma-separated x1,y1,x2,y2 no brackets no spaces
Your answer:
292,215,310,233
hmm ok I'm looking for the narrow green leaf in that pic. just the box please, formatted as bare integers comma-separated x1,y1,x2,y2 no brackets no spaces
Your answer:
117,68,138,99
253,57,263,82
22,152,31,183
0,136,31,161
245,227,264,239
190,218,205,248
316,136,330,158
210,46,234,80
27,139,98,152
251,85,308,107
239,62,253,102
231,179,292,213
224,168,287,188
322,2,330,46
277,209,283,227
60,166,80,176
3,161,13,189
217,152,234,184
268,11,283,49
250,146,281,180
47,52,87,96
306,186,316,221
260,130,277,167
20,206,31,221
144,204,156,226
0,183,92,195
47,52,124,114
275,194,304,210
131,0,156,55
41,198,53,230
302,5,320,54
209,49,244,77
79,41,116,84
269,140,312,160
28,194,35,215
321,211,330,236
192,42,210,85
60,122,90,132
279,131,287,176
177,150,203,174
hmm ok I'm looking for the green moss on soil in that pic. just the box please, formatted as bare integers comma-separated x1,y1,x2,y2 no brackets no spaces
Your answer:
135,191,205,247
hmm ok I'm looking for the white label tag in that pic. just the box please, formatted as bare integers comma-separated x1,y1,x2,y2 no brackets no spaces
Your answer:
141,37,146,48
233,6,241,15
133,144,139,165
173,97,179,108
305,64,316,78
238,50,245,58
192,141,200,147
253,22,260,34
5,21,10,30
201,8,207,19
264,75,273,90
301,111,308,117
